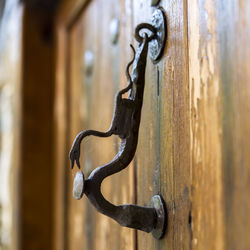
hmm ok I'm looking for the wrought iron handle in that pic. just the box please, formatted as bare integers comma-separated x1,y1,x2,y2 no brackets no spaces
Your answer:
69,8,167,239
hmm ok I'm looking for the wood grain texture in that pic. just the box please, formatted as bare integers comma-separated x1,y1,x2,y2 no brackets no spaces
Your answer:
21,6,55,250
133,1,191,250
188,0,250,249
54,0,250,249
0,2,23,250
53,24,68,250
188,1,224,249
133,1,162,249
55,0,135,249
218,1,250,249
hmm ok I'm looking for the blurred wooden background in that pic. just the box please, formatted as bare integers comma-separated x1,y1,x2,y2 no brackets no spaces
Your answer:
0,0,250,249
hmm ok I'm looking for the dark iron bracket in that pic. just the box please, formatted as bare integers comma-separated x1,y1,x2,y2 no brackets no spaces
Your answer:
69,8,167,239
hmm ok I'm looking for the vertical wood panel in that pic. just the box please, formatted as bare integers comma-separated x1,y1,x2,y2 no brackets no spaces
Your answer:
218,1,250,249
160,1,191,249
54,25,68,250
56,0,135,249
134,1,191,250
188,0,250,249
55,0,250,249
132,3,160,249
188,1,224,249
21,6,54,250
67,8,87,249
0,2,23,249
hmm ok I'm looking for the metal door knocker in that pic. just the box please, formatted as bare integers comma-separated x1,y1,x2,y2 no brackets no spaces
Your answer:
69,8,167,239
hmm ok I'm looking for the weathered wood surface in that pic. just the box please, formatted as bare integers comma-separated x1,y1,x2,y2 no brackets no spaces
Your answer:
188,1,224,249
133,1,190,249
218,1,250,249
188,1,250,249
55,0,135,249
55,0,250,249
0,2,23,250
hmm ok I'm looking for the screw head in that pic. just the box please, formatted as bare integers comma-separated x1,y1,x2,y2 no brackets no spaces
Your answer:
73,171,85,200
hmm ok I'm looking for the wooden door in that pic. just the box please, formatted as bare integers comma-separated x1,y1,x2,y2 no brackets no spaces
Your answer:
54,0,250,250
55,1,135,249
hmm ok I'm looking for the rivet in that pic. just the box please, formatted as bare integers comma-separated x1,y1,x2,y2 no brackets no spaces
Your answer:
84,50,94,76
109,18,119,44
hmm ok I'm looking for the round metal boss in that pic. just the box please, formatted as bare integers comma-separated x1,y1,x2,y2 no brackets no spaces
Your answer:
73,170,85,200
150,195,167,239
149,8,167,62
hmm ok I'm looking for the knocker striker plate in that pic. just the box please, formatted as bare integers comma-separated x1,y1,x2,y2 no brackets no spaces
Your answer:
149,8,167,62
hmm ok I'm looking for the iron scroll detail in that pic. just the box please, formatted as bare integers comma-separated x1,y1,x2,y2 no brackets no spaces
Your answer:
69,9,167,239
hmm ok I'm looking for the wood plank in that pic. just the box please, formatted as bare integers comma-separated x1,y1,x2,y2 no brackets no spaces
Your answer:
78,0,135,248
134,1,191,249
21,6,54,250
0,2,23,250
55,0,136,249
188,1,250,249
188,1,224,249
55,1,250,249
53,24,68,250
159,1,191,249
133,2,161,249
188,1,225,248
218,1,250,249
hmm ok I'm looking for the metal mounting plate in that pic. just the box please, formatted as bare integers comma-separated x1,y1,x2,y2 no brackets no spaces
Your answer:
149,8,167,63
150,195,167,239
